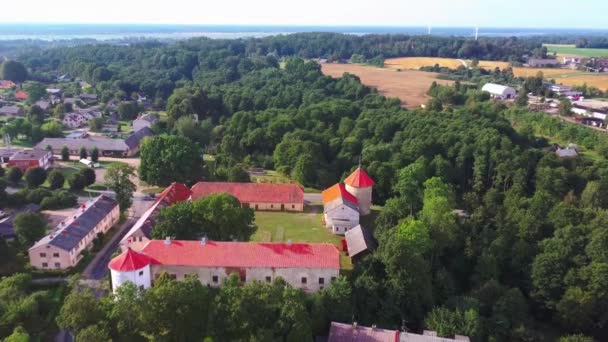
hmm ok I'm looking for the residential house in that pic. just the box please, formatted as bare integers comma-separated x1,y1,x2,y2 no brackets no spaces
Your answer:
0,105,24,116
79,93,98,104
190,182,304,212
14,91,27,101
63,98,77,105
120,182,192,252
28,196,119,270
322,183,360,235
556,148,578,158
527,58,560,67
481,83,517,100
0,80,16,90
35,100,51,112
327,322,470,342
133,113,159,132
123,126,154,155
62,113,88,128
0,204,40,240
66,131,89,139
8,149,52,170
46,88,63,97
109,240,340,293
344,225,375,262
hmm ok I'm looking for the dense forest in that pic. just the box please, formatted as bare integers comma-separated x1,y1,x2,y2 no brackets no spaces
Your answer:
3,33,608,340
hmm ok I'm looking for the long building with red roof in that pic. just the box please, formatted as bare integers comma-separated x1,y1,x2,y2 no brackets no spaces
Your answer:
120,182,191,252
190,182,304,212
109,240,341,293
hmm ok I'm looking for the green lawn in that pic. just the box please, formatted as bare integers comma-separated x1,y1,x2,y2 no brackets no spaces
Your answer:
252,211,352,270
544,44,608,58
251,170,321,193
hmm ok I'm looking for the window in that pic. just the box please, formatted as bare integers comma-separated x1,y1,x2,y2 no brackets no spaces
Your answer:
212,276,218,283
331,277,336,282
301,277,307,284
319,277,325,285
270,204,274,208
139,285,144,290
292,205,295,209
53,253,60,258
40,253,47,257
54,262,61,268
42,262,48,268
169,274,177,280
139,270,144,276
265,276,271,283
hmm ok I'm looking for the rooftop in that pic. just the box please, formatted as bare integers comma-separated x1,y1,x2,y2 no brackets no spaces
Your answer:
190,182,304,204
124,126,153,149
345,225,375,258
9,149,51,161
136,240,341,269
344,167,375,188
328,322,398,342
36,137,129,152
322,183,358,205
109,248,152,272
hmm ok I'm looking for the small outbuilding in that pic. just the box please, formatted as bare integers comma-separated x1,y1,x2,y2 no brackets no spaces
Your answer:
344,225,375,262
481,83,517,100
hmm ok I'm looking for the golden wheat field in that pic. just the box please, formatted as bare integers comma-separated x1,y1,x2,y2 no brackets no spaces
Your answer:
321,63,453,108
553,75,608,90
385,57,465,70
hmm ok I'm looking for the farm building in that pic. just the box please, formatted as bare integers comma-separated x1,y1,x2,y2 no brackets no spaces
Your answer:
544,83,583,97
120,182,192,252
527,58,560,67
327,322,470,342
344,225,375,262
322,183,360,235
109,240,340,293
344,167,375,216
28,196,119,270
190,182,304,212
7,149,52,170
481,83,517,100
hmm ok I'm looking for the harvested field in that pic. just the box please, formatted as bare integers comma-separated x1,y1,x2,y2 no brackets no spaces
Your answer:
512,67,583,78
385,57,464,70
475,60,511,70
552,74,608,91
321,63,453,108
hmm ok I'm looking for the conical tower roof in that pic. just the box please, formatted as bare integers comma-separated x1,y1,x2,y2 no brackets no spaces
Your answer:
344,167,375,188
109,248,152,272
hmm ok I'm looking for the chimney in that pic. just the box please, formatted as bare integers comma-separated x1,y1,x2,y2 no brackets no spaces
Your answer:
287,239,292,246
164,237,171,245
201,236,207,246
352,322,358,330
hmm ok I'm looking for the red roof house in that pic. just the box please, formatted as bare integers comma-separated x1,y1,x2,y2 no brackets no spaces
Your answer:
15,91,28,101
344,167,375,188
190,182,304,211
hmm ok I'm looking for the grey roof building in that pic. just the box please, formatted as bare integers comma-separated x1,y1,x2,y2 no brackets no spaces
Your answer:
0,105,24,116
344,225,375,260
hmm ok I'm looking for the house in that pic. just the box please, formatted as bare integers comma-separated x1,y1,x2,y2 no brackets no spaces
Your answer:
556,148,578,158
46,88,63,97
66,131,89,139
120,182,192,252
133,113,159,132
109,240,340,293
0,80,16,89
62,113,88,128
344,225,375,262
344,167,375,216
8,149,52,170
327,322,470,342
28,196,119,270
0,147,22,163
527,58,560,67
0,105,24,116
79,93,98,103
35,100,51,111
190,182,304,212
544,83,583,97
481,83,517,100
0,204,40,240
63,98,77,105
14,91,27,101
322,183,360,235
36,128,152,157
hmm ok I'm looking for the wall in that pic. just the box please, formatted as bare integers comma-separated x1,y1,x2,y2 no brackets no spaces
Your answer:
150,264,339,292
345,185,373,216
244,202,304,212
324,205,359,234
111,264,151,293
28,244,75,270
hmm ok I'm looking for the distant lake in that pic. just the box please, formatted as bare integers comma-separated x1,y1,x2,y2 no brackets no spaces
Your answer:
0,24,607,41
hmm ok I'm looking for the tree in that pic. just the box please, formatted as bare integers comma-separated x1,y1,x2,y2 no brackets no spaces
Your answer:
88,117,105,132
558,334,595,342
7,167,23,184
105,163,136,212
56,290,105,334
118,101,140,120
152,201,196,239
79,146,88,160
68,173,86,191
227,165,251,183
3,326,31,342
24,167,46,188
61,146,70,161
515,91,529,107
79,168,96,187
191,193,256,241
1,60,28,83
75,324,111,342
27,105,44,124
139,135,204,186
425,307,480,339
559,98,572,116
90,147,99,162
23,82,46,104
53,103,65,118
47,169,65,190
13,212,47,246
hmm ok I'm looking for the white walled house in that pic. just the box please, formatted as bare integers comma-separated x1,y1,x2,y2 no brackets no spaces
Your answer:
109,240,341,294
344,167,375,216
322,183,360,235
481,83,517,100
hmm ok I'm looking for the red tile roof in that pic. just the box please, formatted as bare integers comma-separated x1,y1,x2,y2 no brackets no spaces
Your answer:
109,248,152,271
322,183,358,205
328,322,399,342
190,182,304,204
140,240,340,269
157,182,191,204
15,91,27,100
344,168,375,188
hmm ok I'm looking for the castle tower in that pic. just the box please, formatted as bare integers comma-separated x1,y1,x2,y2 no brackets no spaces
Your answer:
344,167,375,216
109,248,152,293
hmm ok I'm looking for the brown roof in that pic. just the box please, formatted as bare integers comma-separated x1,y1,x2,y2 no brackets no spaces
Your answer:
190,182,304,204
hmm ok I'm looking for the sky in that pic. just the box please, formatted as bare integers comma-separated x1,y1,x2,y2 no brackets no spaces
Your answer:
1,0,607,29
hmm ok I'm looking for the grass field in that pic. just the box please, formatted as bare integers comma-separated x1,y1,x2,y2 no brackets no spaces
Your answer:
321,63,453,108
252,211,352,270
544,44,608,58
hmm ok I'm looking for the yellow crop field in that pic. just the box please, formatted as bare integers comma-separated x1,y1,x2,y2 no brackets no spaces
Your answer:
512,68,582,78
475,60,511,70
554,75,608,91
385,57,464,70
